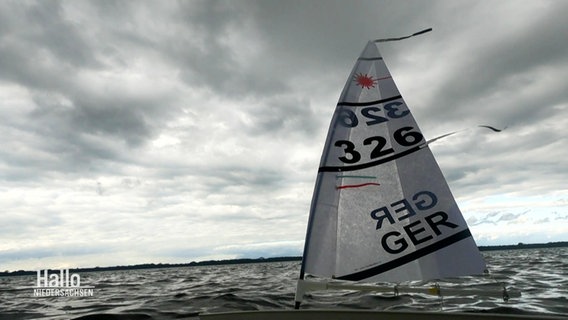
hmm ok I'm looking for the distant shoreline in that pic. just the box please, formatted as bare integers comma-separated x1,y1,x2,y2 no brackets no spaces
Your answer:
477,240,568,251
2,241,566,277
0,256,303,277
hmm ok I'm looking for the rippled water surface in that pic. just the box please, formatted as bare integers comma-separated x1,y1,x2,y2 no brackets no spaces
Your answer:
1,248,566,319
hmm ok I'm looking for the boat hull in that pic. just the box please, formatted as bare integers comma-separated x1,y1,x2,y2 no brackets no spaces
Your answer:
200,309,565,320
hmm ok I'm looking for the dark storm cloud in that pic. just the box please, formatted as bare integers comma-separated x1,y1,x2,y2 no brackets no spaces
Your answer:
0,1,100,85
427,2,568,126
0,1,186,181
173,5,287,95
252,0,435,70
29,88,172,148
242,97,317,136
0,0,566,271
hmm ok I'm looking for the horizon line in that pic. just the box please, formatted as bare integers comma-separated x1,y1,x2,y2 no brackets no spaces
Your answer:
1,241,566,275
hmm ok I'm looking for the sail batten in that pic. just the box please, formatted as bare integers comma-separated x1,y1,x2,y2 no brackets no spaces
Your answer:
337,95,402,106
299,40,486,285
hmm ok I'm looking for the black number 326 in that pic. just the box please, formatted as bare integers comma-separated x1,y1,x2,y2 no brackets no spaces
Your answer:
334,126,423,164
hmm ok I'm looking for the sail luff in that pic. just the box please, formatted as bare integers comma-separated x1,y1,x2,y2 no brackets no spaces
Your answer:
297,173,325,280
298,47,370,282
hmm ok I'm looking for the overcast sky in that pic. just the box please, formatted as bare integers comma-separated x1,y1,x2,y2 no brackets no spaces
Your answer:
1,0,567,272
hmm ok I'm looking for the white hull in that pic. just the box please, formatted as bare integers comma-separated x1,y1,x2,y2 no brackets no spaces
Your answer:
200,309,565,320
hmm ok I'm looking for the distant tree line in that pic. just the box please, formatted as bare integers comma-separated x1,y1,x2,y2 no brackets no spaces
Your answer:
2,241,567,277
0,256,302,277
477,241,568,251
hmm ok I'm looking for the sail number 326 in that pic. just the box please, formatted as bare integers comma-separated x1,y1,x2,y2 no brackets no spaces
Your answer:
335,126,423,164
336,101,409,128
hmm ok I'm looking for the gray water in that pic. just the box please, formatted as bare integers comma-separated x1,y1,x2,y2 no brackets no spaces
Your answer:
0,248,566,319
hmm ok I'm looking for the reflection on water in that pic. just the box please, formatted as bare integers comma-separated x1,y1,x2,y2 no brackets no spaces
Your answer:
0,248,566,319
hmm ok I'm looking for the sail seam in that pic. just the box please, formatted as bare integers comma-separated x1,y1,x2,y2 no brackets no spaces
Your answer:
337,95,402,107
318,145,422,173
357,57,383,61
335,229,473,281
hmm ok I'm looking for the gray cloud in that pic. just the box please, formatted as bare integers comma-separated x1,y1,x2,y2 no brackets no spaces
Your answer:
0,0,566,271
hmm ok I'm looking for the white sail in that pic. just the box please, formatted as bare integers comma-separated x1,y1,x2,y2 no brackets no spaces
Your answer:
299,41,486,283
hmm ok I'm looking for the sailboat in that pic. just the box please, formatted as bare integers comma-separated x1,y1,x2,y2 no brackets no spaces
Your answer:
200,30,564,320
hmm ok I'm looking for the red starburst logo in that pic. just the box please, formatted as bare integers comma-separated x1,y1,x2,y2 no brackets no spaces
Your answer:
354,73,378,89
